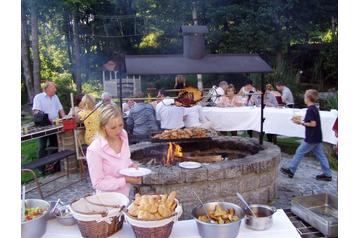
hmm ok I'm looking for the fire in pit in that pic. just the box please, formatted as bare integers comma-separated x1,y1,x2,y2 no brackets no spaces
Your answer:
130,136,281,219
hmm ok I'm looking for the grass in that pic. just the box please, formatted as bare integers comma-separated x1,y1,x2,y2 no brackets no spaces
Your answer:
275,136,338,171
21,140,42,184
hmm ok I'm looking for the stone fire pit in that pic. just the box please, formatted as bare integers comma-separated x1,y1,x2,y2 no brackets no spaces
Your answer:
130,136,281,219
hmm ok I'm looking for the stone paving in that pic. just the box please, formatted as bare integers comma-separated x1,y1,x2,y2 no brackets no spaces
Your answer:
25,153,338,209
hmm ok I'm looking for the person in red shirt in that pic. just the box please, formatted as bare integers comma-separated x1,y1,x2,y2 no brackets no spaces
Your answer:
332,117,338,157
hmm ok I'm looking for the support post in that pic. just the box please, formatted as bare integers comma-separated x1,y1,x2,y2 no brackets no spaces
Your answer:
119,73,124,110
259,74,266,145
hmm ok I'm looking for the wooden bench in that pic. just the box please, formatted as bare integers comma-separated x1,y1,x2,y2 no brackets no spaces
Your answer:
21,150,76,199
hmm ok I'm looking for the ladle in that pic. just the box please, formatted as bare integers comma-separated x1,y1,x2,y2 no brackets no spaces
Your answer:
192,191,216,224
236,192,257,217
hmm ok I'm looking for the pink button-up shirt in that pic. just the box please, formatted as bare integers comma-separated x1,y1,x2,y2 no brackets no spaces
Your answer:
86,129,133,196
217,95,244,107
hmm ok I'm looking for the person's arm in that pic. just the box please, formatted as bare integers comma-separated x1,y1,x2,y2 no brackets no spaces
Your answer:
32,94,41,115
126,112,134,133
86,148,127,191
292,107,317,127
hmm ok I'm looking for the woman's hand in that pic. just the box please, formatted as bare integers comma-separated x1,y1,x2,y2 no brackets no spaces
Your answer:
125,176,142,184
129,163,139,169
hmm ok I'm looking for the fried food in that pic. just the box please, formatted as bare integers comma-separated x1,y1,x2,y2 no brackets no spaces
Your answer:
128,192,178,221
152,128,211,140
197,205,240,224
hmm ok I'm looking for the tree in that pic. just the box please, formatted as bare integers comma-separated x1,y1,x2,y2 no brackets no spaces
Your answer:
21,3,34,103
72,11,82,93
31,0,41,94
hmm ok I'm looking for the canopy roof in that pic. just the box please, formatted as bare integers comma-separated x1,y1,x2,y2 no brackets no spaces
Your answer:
125,54,272,75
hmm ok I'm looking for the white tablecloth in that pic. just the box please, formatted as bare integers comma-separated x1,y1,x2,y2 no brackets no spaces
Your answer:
202,107,338,144
43,209,300,238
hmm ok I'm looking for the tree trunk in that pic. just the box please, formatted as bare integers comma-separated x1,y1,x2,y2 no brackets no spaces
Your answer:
31,1,41,94
21,8,34,103
72,12,82,93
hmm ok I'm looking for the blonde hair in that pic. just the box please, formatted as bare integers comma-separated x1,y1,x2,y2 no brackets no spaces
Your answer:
98,104,123,137
304,89,319,103
80,94,96,111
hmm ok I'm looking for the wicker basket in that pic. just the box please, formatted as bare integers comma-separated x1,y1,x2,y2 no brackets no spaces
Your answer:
77,215,124,238
131,221,174,238
69,192,129,238
124,198,182,238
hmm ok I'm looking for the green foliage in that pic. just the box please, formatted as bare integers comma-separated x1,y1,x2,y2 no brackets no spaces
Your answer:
325,96,338,110
82,80,103,99
53,73,76,113
267,61,300,95
21,140,40,184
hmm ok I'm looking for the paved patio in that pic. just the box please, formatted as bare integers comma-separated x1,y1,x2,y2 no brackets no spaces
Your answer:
25,153,338,208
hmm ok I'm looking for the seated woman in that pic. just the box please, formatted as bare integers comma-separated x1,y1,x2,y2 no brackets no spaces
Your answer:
86,105,140,195
78,94,100,146
217,84,244,107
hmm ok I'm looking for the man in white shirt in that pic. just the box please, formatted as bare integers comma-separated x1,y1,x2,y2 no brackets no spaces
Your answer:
32,81,65,168
156,99,186,130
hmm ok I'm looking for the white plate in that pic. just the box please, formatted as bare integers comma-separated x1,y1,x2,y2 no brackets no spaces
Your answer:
119,167,152,177
178,161,202,169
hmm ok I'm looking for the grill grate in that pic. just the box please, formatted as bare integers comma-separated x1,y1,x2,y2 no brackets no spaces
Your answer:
284,209,326,238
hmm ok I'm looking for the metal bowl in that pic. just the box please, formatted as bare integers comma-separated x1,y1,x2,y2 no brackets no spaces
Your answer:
244,204,277,231
21,199,50,238
192,202,244,238
55,205,76,226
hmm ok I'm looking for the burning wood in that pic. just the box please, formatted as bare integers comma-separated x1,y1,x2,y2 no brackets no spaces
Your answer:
165,143,183,165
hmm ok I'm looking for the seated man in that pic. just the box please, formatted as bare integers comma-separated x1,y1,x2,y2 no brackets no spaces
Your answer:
238,79,256,97
126,92,158,136
156,99,186,130
96,92,117,108
275,82,294,107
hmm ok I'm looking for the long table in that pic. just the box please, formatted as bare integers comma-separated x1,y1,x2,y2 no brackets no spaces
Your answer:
202,107,338,144
43,209,300,238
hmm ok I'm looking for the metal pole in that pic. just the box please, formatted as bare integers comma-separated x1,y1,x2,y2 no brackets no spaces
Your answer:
259,74,266,145
119,73,123,110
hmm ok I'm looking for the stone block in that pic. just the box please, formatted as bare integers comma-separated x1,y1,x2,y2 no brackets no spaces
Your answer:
259,172,275,188
239,175,260,192
161,166,185,184
222,160,243,179
220,179,240,197
206,163,225,181
183,167,208,183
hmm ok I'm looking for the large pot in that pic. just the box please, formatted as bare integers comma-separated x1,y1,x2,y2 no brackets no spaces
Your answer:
22,199,50,238
244,204,276,231
192,202,244,238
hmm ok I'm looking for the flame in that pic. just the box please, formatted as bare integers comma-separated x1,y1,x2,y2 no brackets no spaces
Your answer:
175,144,183,157
165,143,183,165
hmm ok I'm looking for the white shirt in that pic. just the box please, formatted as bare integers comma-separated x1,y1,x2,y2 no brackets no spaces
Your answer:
183,105,207,128
156,101,186,129
32,92,63,121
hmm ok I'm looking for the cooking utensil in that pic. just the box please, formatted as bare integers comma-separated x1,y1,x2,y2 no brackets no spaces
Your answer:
192,201,244,238
236,192,256,217
192,191,215,224
244,204,276,231
55,205,76,226
22,199,50,238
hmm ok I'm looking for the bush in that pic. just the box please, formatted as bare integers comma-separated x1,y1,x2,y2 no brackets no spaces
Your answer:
52,73,76,113
325,95,338,110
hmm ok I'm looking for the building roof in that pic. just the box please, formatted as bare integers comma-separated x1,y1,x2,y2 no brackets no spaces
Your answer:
125,54,272,75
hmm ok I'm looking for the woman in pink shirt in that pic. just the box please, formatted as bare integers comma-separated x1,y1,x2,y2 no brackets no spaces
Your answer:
217,84,244,107
86,105,140,196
